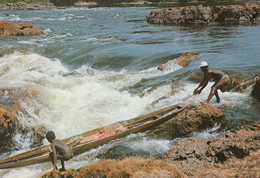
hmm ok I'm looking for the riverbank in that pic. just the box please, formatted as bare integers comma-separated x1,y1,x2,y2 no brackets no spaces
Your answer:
0,2,55,10
0,1,257,10
42,122,260,177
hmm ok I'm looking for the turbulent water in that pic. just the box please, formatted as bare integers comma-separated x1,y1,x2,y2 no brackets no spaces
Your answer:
0,6,259,177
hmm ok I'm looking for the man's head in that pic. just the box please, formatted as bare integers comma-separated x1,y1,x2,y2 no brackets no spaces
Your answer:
199,61,208,72
46,131,56,143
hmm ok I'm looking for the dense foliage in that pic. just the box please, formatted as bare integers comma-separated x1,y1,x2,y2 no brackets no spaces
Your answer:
0,0,50,3
50,0,78,6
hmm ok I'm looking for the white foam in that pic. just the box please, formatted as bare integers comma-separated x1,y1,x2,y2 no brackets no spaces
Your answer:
1,168,40,178
192,124,221,139
126,136,171,154
0,52,254,177
0,53,166,140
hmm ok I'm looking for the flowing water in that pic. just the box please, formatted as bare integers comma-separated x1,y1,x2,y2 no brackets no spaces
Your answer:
0,6,259,177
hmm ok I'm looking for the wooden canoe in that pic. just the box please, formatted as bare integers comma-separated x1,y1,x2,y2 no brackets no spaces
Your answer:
0,103,186,169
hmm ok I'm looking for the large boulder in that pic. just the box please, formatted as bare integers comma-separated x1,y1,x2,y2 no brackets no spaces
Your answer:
147,3,260,25
164,123,260,177
165,123,260,163
210,3,260,24
0,103,46,153
0,22,44,37
0,108,17,149
171,103,224,137
146,5,211,25
251,77,260,101
158,52,199,71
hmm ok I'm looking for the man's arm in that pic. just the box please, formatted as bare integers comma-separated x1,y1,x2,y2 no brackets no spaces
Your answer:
194,72,208,95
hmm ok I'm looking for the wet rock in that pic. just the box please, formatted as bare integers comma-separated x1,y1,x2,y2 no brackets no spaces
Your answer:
171,103,224,137
251,77,260,101
41,123,259,178
0,107,17,153
158,52,199,71
0,89,47,150
147,5,211,25
226,75,254,93
21,126,47,148
164,122,260,164
0,2,55,10
210,3,260,24
0,22,44,37
0,102,46,153
147,3,260,25
42,168,78,178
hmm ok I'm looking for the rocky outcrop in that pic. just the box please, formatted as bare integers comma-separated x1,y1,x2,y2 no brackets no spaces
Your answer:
171,103,224,137
42,123,260,178
147,5,211,25
158,52,199,71
0,2,55,10
0,22,44,37
211,3,260,24
0,108,17,151
147,3,260,25
164,123,260,177
252,77,260,101
42,157,184,178
0,106,46,154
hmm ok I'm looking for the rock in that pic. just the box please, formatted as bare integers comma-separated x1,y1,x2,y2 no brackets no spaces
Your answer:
147,5,211,25
0,22,22,37
158,52,199,71
0,2,55,10
76,157,184,178
41,123,260,178
164,124,260,177
0,22,44,37
147,3,260,25
42,168,78,178
171,103,224,137
251,77,260,101
164,122,260,163
0,107,17,150
210,3,260,24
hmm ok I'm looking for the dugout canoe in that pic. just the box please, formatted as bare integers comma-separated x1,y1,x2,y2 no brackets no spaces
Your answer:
0,103,186,169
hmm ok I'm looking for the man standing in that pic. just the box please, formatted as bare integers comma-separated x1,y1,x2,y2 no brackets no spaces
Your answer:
193,61,229,103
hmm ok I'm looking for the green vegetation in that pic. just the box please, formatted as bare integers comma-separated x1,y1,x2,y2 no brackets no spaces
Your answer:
50,0,78,6
0,0,50,3
0,0,254,6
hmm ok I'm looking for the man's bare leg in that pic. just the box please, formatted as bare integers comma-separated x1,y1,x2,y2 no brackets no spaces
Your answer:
206,81,223,103
215,90,220,103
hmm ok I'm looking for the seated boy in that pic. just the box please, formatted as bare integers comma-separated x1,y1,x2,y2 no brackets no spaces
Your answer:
46,131,73,172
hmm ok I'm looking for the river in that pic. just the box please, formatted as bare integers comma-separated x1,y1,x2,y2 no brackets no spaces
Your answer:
0,6,259,177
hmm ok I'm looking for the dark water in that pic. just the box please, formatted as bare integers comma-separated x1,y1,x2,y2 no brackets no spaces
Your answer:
0,6,259,177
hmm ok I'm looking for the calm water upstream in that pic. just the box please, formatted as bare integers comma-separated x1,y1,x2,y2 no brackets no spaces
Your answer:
0,6,259,177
